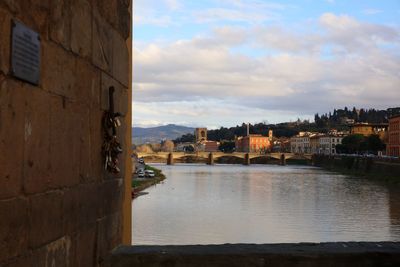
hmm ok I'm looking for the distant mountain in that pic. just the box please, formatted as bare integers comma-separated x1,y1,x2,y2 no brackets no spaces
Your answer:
132,124,195,144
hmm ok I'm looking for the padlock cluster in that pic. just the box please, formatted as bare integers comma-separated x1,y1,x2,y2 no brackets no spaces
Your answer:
102,111,123,173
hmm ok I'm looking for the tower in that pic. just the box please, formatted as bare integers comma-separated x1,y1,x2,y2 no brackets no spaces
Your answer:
195,128,207,143
268,130,273,141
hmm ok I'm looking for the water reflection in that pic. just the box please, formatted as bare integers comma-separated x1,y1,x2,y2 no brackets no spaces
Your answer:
132,164,400,245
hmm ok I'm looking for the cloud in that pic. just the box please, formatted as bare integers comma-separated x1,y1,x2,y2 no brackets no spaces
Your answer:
194,8,274,24
135,15,173,27
133,13,400,126
134,0,183,26
193,0,291,24
319,13,400,52
133,100,306,127
362,9,383,15
164,0,181,11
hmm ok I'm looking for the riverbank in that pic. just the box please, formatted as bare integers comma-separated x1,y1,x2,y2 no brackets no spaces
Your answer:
313,155,400,184
132,165,166,198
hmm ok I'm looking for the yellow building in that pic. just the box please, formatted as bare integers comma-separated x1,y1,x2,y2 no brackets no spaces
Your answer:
350,123,388,141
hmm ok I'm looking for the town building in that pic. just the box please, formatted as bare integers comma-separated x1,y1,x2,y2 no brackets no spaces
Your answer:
310,135,321,154
350,123,388,141
290,132,345,155
271,137,291,153
290,132,315,154
235,135,271,153
196,140,220,152
175,142,195,152
387,115,400,157
319,135,344,155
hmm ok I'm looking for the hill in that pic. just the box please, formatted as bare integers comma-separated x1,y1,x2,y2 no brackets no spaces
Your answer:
174,107,400,143
132,124,195,144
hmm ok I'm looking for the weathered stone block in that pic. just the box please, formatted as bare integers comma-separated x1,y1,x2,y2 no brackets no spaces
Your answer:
29,191,63,248
77,183,100,227
77,105,93,183
96,213,122,266
92,7,114,73
62,187,80,234
42,42,76,98
50,0,71,49
100,72,128,116
63,184,100,234
0,0,21,13
0,198,29,262
74,225,96,267
75,58,101,109
0,79,25,199
98,179,124,217
95,0,130,40
0,8,11,75
90,109,105,181
44,236,71,267
112,30,129,87
2,248,46,267
23,88,52,195
1,1,50,36
1,0,49,14
71,0,92,58
20,0,49,37
49,96,81,188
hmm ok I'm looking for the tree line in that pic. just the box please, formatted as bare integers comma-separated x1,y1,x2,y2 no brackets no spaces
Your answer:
173,107,399,143
314,107,398,128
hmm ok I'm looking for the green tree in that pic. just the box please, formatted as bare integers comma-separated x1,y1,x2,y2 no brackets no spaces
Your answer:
174,133,194,143
341,134,365,154
219,141,235,152
366,134,385,154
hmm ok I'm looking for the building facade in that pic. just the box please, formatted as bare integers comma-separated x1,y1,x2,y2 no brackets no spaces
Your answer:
351,123,388,141
310,135,320,154
387,115,400,157
290,132,344,155
319,136,344,155
290,132,314,154
196,140,220,152
235,135,271,153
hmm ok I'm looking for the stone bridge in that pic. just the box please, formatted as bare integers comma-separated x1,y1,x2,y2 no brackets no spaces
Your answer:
136,152,312,165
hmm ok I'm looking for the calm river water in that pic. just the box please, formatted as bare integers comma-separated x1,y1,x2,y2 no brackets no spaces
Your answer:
132,164,400,245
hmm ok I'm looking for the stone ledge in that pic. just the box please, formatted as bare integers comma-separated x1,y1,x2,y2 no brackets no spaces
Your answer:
111,242,400,267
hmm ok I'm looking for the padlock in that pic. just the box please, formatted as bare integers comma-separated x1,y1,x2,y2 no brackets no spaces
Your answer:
114,117,122,127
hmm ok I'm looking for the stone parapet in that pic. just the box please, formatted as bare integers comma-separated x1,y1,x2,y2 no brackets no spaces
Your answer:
111,242,400,267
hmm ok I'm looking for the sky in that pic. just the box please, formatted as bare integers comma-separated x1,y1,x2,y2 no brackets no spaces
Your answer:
133,0,400,128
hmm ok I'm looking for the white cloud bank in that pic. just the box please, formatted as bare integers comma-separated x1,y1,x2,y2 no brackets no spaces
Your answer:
133,13,400,127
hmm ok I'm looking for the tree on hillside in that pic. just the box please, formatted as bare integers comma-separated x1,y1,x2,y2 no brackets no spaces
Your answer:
174,133,194,143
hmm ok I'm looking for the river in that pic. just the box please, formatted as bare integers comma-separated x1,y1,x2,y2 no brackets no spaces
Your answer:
132,164,400,245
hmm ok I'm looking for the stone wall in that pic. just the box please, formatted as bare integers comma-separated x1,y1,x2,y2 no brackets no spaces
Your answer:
313,155,400,179
0,1,132,266
111,242,400,267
